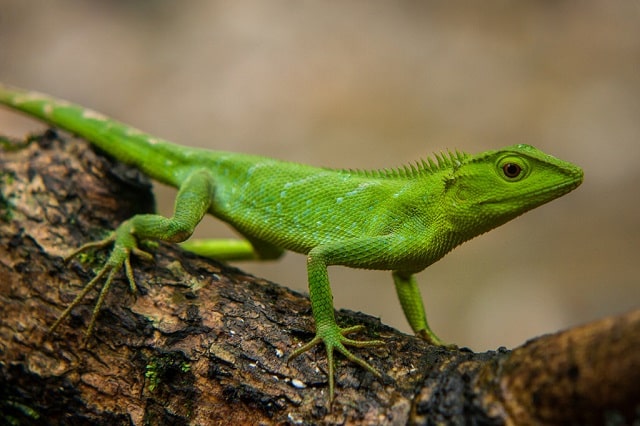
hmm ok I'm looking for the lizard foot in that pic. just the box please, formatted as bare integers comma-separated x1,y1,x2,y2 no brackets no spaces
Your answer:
51,220,153,341
416,328,458,349
288,323,384,401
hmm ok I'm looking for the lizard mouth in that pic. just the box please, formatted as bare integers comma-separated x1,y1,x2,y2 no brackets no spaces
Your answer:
481,175,583,205
529,177,583,197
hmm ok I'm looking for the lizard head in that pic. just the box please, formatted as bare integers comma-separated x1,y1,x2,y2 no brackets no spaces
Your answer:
443,144,583,236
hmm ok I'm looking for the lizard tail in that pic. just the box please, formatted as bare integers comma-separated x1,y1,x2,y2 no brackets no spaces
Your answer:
0,82,195,187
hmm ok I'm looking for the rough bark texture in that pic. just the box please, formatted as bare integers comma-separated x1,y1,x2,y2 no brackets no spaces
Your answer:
1,132,638,425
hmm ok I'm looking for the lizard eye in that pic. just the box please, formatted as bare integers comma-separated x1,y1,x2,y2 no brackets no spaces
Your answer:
502,163,522,178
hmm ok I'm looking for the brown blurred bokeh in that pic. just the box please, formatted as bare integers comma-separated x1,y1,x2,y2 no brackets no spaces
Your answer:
1,1,638,351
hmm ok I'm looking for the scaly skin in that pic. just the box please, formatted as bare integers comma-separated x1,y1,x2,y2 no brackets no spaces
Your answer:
0,83,583,401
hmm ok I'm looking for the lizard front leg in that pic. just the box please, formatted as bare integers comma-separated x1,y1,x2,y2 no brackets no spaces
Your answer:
52,169,215,339
392,271,446,346
288,241,385,401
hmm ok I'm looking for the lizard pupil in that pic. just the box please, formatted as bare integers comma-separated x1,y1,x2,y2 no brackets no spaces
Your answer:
503,163,522,178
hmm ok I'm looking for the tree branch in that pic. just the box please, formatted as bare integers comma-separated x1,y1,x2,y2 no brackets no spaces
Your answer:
1,132,638,425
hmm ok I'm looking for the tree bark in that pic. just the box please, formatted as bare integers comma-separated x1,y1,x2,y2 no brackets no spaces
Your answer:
1,131,638,425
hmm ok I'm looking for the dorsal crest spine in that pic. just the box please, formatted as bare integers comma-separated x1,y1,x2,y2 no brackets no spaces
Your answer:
343,149,469,179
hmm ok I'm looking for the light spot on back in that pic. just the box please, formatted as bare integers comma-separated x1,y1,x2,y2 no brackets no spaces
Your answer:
82,108,108,121
14,91,53,105
345,182,376,198
43,104,54,118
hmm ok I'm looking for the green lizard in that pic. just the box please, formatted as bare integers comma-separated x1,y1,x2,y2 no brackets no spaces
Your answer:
0,83,583,400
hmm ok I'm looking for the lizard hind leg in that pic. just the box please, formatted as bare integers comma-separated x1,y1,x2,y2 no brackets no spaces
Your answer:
180,236,284,262
51,168,216,340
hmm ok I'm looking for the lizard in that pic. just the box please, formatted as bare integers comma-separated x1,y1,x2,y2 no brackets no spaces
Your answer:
0,82,583,401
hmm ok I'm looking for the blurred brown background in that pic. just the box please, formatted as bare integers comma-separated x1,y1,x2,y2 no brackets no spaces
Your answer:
0,1,638,351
